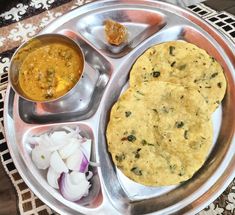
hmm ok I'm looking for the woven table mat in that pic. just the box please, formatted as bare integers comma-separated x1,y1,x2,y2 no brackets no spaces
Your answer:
0,0,234,214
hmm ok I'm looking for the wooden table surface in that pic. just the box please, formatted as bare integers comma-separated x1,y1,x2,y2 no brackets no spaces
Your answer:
0,161,18,215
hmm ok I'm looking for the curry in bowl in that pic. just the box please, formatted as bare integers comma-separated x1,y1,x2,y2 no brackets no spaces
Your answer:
10,34,84,102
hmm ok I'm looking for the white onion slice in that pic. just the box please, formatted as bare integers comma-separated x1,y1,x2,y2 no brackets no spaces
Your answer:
59,171,90,201
50,131,69,147
44,133,65,151
63,126,83,139
32,145,51,169
31,133,65,152
58,138,81,159
66,149,89,172
27,136,39,145
86,171,93,180
80,139,92,160
50,151,68,174
70,171,87,182
31,135,47,146
47,166,60,189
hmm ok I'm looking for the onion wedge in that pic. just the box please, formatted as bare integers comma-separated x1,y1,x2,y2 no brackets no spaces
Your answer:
59,171,90,201
47,166,60,189
32,145,51,169
66,149,89,172
50,151,68,174
31,133,65,152
58,138,81,159
80,139,92,160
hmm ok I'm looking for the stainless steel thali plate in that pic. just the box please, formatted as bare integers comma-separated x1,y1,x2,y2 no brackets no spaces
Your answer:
4,0,235,214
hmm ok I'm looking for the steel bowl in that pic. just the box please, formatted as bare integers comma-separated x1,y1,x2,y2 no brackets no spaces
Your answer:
9,33,86,113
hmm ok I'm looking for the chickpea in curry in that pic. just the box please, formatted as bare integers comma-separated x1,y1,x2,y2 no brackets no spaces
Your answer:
18,42,83,101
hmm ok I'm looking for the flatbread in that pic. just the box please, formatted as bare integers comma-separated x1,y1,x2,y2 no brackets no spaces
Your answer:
129,41,227,113
106,81,212,186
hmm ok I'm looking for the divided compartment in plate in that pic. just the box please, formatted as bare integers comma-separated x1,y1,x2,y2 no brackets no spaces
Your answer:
77,7,166,58
98,24,232,214
22,123,103,209
18,30,112,124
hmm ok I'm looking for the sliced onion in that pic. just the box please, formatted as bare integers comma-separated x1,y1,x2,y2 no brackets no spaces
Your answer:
27,136,39,145
66,149,89,172
32,145,51,169
31,135,50,148
80,139,92,160
44,133,66,151
47,166,60,189
50,151,68,174
63,126,83,139
86,171,93,180
58,171,90,201
70,171,87,182
30,126,94,201
58,138,81,159
31,133,65,152
50,131,69,147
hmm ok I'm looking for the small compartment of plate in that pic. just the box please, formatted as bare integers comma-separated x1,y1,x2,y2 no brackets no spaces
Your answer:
22,123,103,209
77,8,166,58
18,30,112,124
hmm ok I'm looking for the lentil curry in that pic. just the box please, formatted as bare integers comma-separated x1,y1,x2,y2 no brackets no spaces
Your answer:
18,42,83,101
